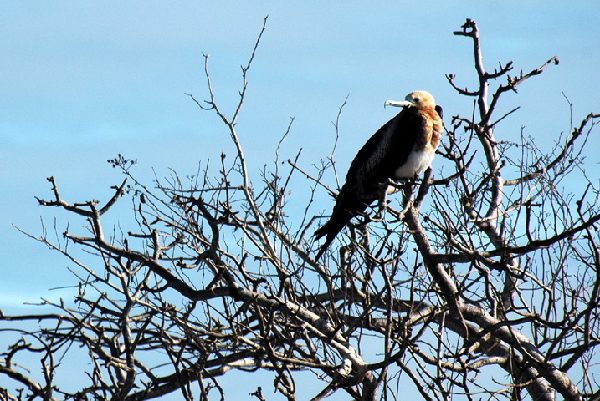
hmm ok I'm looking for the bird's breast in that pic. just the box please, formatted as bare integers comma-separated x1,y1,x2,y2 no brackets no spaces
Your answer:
394,147,435,178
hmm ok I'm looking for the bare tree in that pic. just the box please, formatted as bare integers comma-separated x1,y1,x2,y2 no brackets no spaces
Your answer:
2,18,599,401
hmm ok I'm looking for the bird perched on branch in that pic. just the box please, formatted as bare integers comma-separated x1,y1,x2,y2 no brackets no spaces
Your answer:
314,90,443,260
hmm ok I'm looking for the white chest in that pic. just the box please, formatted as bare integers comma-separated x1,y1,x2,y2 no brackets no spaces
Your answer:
394,148,435,178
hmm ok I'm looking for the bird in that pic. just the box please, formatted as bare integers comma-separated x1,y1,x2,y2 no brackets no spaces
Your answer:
314,90,443,260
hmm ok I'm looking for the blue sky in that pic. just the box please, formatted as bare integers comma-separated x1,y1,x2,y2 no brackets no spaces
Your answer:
1,1,599,397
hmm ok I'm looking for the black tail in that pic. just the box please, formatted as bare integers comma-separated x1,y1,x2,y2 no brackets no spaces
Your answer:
314,237,333,261
314,190,369,260
314,212,351,260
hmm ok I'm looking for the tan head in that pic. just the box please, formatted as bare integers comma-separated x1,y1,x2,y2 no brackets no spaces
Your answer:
384,90,437,110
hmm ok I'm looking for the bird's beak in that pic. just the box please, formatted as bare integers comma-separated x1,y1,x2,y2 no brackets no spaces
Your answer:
384,99,414,109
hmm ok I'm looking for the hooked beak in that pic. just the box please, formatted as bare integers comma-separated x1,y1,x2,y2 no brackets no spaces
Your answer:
384,99,414,109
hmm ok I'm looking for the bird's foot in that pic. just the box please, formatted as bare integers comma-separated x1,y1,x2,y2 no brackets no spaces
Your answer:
372,199,388,221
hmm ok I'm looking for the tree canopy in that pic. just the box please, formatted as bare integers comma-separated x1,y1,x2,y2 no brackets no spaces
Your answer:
1,18,599,401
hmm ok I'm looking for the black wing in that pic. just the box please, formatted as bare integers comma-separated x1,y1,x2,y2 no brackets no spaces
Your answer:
314,107,423,260
350,107,424,188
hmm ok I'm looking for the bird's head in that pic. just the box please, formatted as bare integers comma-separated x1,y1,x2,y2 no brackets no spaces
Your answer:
384,90,436,111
